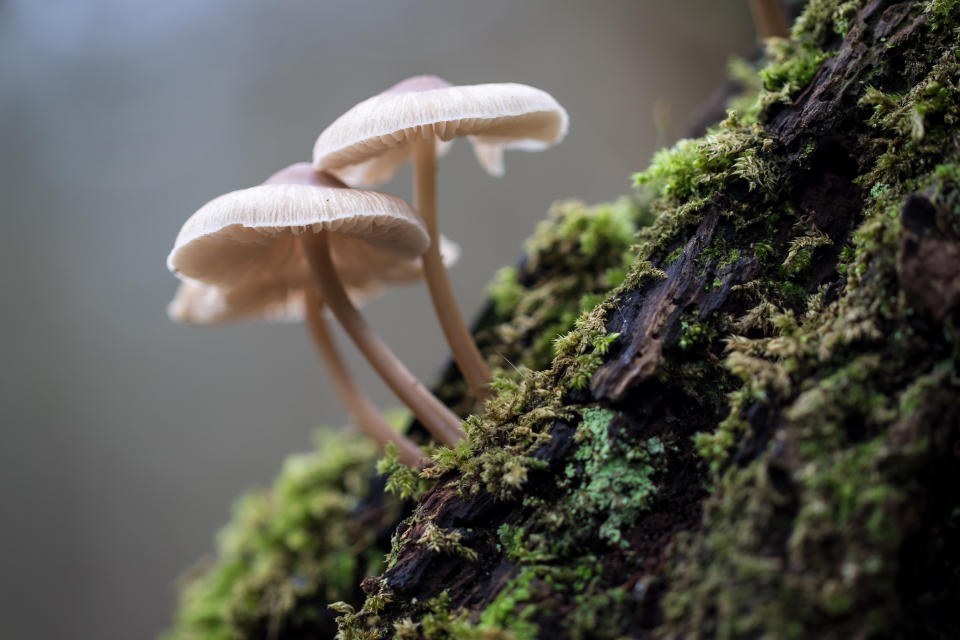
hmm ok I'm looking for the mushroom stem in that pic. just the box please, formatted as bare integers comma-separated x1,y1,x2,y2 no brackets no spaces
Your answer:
413,131,493,402
749,0,790,39
304,288,426,467
301,231,466,447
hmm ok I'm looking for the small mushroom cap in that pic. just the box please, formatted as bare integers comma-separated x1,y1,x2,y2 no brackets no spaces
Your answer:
168,234,461,326
312,77,569,186
167,167,429,289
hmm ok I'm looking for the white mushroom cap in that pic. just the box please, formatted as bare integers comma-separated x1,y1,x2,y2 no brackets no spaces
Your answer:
167,234,460,326
312,76,569,186
167,166,429,289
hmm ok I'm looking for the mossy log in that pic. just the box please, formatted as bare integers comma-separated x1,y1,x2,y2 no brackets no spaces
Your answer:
167,1,960,638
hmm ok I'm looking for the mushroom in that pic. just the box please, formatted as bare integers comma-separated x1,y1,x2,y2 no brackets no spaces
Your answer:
169,226,459,467
312,76,569,401
749,0,789,39
168,165,465,447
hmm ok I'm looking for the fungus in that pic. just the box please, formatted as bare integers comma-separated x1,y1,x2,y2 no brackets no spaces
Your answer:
168,204,460,466
312,76,568,401
168,165,465,447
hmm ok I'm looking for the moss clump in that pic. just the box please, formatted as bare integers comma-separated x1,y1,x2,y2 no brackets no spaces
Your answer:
758,37,828,103
485,197,649,373
164,429,401,640
408,196,664,506
792,0,860,44
376,442,434,501
361,573,541,640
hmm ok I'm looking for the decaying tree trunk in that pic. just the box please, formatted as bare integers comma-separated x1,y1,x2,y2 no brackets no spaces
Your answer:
166,2,960,638
334,2,960,638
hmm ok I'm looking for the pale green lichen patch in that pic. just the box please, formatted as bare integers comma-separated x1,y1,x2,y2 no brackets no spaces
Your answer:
561,407,666,547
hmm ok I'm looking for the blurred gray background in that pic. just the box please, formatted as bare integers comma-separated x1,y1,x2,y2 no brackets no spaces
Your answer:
0,1,754,637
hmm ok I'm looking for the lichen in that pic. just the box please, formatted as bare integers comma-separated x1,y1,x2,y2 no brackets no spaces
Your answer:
560,407,666,547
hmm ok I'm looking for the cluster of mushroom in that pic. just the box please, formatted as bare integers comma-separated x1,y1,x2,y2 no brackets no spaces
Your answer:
167,76,568,467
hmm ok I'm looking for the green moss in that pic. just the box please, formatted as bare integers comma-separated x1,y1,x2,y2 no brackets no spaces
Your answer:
633,139,715,202
376,442,432,500
679,316,717,351
488,266,524,318
633,113,778,208
383,563,631,640
396,196,667,508
415,521,480,562
759,39,828,100
782,217,833,275
371,2,960,633
859,48,960,190
832,0,860,36
476,570,541,640
792,0,858,44
483,198,648,373
925,0,960,30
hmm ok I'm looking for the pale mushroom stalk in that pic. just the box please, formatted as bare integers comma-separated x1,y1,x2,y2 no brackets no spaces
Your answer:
303,288,426,466
413,130,493,402
301,230,466,446
750,0,790,39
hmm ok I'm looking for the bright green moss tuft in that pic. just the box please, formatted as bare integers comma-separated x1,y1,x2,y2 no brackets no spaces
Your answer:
633,139,713,201
759,39,828,100
377,443,432,500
